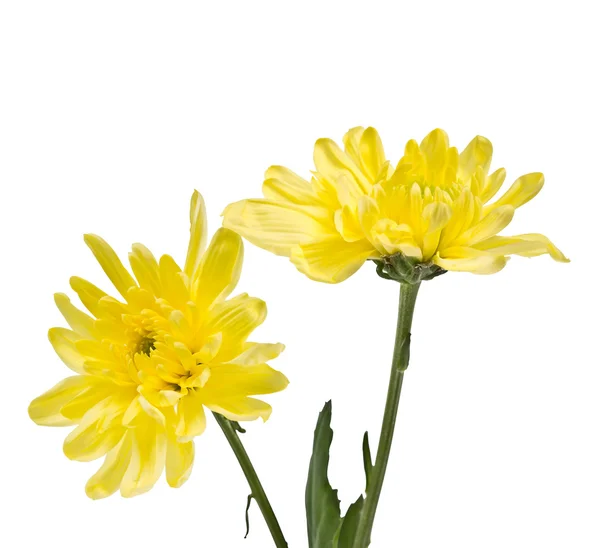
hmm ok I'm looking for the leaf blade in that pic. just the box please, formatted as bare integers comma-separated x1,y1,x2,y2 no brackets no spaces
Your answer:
336,495,366,548
306,401,342,547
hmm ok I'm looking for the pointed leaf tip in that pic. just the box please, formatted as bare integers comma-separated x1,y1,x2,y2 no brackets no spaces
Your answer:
335,495,367,547
362,432,373,491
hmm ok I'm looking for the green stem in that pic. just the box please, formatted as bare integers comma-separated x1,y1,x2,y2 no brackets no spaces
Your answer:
214,412,288,548
353,281,421,547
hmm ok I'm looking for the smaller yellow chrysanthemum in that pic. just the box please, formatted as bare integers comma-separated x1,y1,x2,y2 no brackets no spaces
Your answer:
223,127,568,283
29,191,288,498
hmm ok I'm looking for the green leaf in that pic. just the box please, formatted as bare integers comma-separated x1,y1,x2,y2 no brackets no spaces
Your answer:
334,496,366,548
333,435,372,547
362,432,373,491
306,401,342,547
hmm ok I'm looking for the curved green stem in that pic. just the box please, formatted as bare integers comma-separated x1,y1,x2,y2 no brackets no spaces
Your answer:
353,282,421,547
214,412,288,548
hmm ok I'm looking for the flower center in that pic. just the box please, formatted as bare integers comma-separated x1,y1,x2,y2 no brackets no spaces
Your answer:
135,335,156,356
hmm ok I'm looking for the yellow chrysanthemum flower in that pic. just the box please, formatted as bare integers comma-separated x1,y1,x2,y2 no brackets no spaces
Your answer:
29,191,288,499
223,128,568,283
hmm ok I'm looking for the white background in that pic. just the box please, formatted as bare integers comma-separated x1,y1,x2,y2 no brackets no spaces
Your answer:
1,1,598,547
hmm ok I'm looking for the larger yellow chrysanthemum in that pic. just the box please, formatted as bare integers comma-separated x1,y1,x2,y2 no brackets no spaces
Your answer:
223,128,568,283
29,191,288,498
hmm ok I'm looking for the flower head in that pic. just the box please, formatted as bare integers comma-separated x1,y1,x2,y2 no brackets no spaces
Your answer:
223,128,568,283
29,191,288,498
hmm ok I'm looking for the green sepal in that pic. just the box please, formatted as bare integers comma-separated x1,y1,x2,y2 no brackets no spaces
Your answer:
306,401,342,547
373,252,447,284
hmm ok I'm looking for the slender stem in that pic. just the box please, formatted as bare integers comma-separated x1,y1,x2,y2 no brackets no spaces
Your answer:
353,282,421,547
214,412,288,548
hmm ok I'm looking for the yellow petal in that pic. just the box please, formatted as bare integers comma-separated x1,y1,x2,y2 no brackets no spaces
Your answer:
480,168,507,204
192,228,243,308
369,219,422,259
359,127,386,182
194,332,222,363
359,189,418,258
484,172,544,212
176,392,206,442
84,234,136,299
139,385,183,408
422,202,452,233
85,431,133,499
166,434,194,488
63,403,127,462
207,397,272,422
122,395,147,426
342,126,366,168
263,166,319,205
420,129,450,180
96,295,128,322
125,286,157,311
438,189,478,249
207,294,267,360
468,166,485,197
222,199,331,257
93,318,129,344
184,190,208,279
357,195,386,253
166,310,193,347
333,174,365,208
188,367,211,389
408,182,424,232
398,138,425,175
75,339,116,364
159,254,189,310
334,205,364,242
120,412,167,498
206,364,289,397
456,205,515,246
290,236,374,283
434,247,508,274
314,137,371,193
64,393,132,458
54,293,96,339
172,341,196,371
28,376,94,426
83,364,132,386
69,276,108,319
459,135,493,180
154,352,187,382
421,202,452,260
60,381,118,421
228,342,285,366
48,327,86,373
474,233,569,262
129,243,161,296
